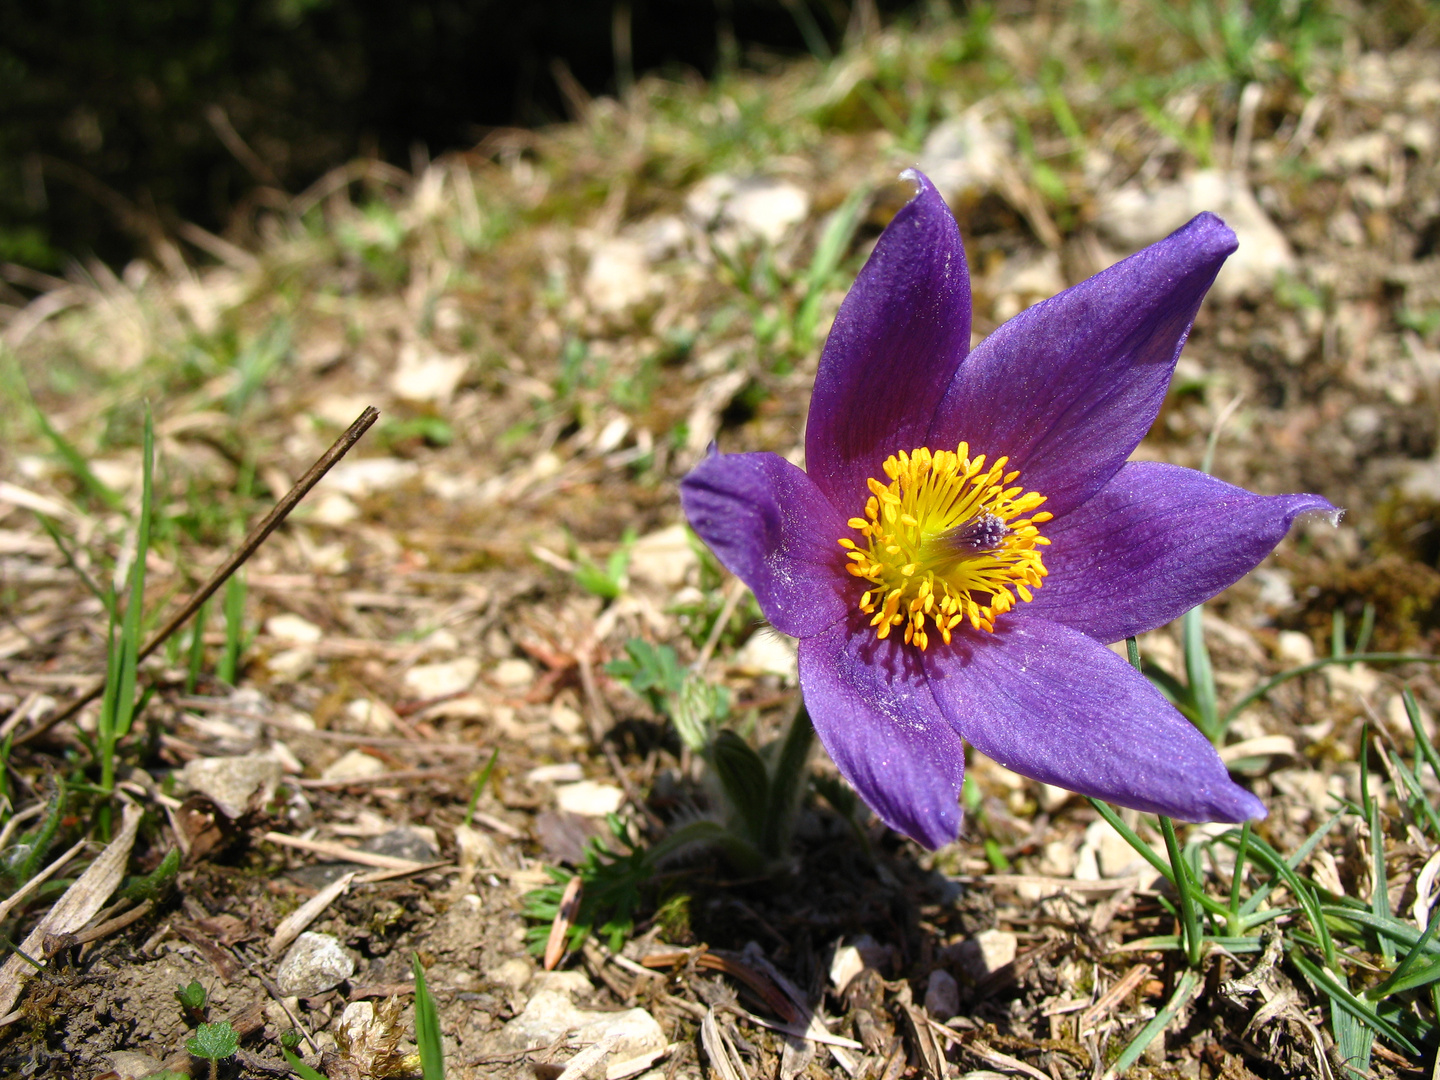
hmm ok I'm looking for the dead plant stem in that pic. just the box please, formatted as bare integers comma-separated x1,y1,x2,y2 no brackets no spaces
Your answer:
16,406,379,747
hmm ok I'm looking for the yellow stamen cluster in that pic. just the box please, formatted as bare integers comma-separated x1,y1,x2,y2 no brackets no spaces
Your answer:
837,443,1052,649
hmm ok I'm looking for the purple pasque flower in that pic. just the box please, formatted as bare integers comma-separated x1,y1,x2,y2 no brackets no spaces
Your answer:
681,170,1336,849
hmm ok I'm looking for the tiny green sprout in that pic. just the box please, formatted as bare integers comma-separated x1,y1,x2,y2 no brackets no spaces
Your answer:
571,527,636,601
187,1020,239,1080
174,979,208,1024
122,847,181,902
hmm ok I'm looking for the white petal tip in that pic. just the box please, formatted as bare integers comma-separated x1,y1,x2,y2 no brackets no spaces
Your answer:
1303,506,1345,528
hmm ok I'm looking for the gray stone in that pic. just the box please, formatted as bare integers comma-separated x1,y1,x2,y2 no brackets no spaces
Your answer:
265,613,324,644
585,238,657,314
390,344,468,403
323,457,419,496
177,754,282,819
527,763,586,784
108,1051,165,1079
626,214,689,263
362,826,439,863
403,657,480,698
490,957,534,991
1094,170,1295,298
499,982,665,1059
732,630,798,684
555,780,625,817
949,929,1017,981
628,524,698,590
685,174,809,245
987,249,1066,322
320,749,387,782
276,932,356,997
924,969,959,1021
917,109,1011,202
492,658,535,689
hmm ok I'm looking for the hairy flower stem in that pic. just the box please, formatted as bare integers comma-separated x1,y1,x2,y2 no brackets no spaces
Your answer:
760,701,815,859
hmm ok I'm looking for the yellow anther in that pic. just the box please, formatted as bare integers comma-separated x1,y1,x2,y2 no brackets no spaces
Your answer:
837,442,1049,650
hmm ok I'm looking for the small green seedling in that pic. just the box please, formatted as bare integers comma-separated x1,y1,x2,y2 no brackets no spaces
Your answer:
174,979,208,1025
571,528,635,601
279,1029,326,1080
186,1020,238,1080
121,848,181,902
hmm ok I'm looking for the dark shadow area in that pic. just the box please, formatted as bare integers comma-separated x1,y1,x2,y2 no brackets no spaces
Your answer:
0,0,931,269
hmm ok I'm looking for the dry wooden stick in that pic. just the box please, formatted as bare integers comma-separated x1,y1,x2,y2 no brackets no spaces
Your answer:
16,406,379,746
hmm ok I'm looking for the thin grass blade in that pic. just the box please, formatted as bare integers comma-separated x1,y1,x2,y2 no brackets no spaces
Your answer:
1181,606,1220,740
411,953,445,1080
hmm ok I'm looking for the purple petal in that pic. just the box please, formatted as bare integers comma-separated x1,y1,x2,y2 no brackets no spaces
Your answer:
805,170,972,512
798,619,966,848
1024,461,1339,643
927,214,1237,518
924,618,1264,822
680,451,851,638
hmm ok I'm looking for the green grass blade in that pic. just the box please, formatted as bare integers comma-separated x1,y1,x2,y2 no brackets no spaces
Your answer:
1321,907,1440,957
33,513,114,618
1233,832,1336,964
1290,952,1418,1056
1382,744,1440,837
280,1046,327,1080
1086,799,1229,918
29,404,123,511
99,408,154,795
1121,934,1265,954
1181,606,1220,740
218,572,247,684
1088,798,1175,884
1106,969,1202,1077
1227,819,1252,933
1354,602,1375,654
1367,905,1440,999
462,748,499,828
113,409,154,743
1376,955,1440,996
1236,808,1343,916
1330,998,1373,1080
185,599,209,695
1159,816,1202,966
1355,722,1396,962
1403,687,1440,786
1369,789,1395,963
795,185,868,347
1358,720,1373,821
1223,654,1440,729
411,953,445,1080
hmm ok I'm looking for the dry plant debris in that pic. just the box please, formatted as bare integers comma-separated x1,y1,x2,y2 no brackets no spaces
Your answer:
2,2,1440,1077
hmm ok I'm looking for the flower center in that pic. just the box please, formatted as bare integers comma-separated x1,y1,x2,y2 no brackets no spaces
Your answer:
837,443,1052,649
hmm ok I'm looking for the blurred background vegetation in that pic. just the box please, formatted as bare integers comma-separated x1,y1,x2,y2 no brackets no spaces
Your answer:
0,0,922,269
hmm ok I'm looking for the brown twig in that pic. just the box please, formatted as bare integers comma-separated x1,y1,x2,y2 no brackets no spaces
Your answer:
641,948,802,1025
294,765,468,790
16,406,379,747
72,898,155,945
